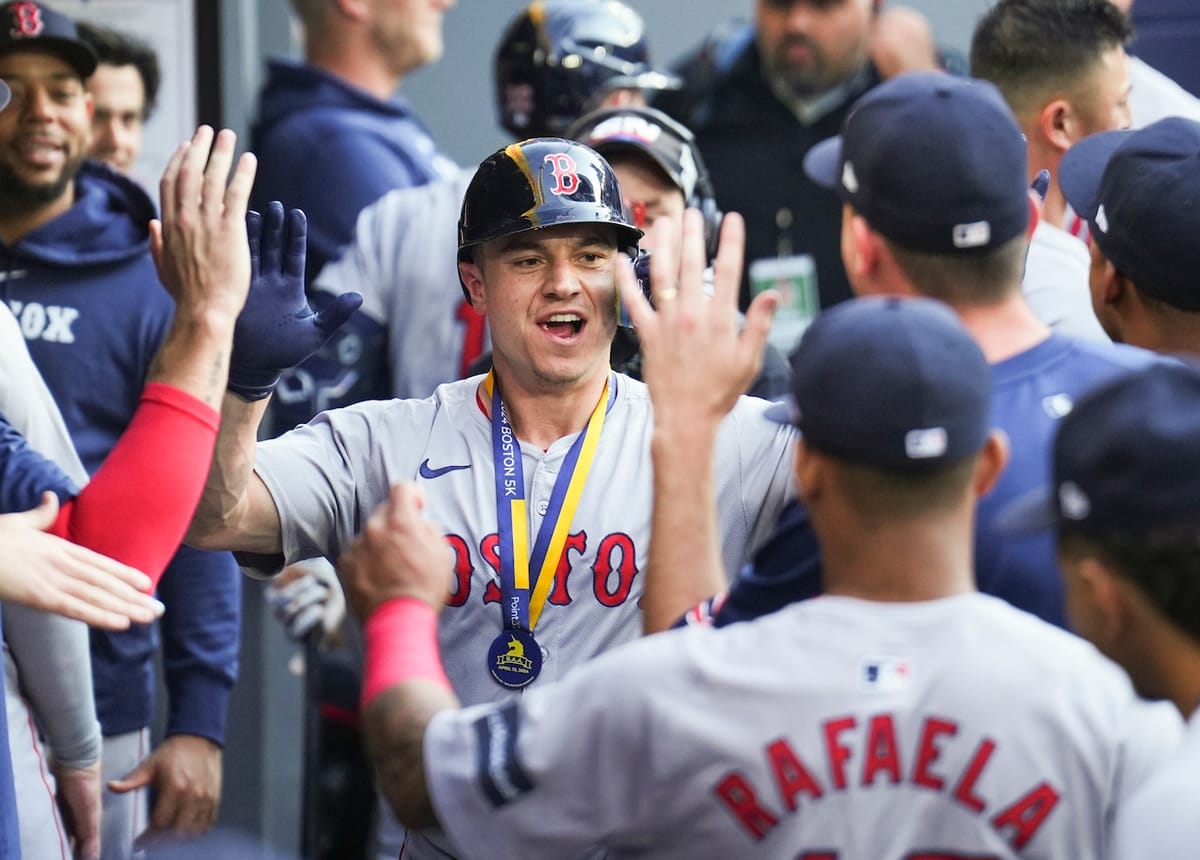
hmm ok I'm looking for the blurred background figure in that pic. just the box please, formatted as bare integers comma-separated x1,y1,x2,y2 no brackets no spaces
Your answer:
249,0,456,292
971,0,1133,343
78,21,160,179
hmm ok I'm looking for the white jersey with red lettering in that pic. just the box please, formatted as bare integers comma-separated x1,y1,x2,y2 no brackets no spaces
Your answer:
424,592,1181,860
254,372,795,858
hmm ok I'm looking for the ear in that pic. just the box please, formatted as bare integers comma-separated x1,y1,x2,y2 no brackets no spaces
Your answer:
458,260,487,312
1072,556,1133,645
972,430,1009,499
1038,98,1079,154
844,212,884,292
793,440,825,506
1090,242,1127,315
333,0,369,22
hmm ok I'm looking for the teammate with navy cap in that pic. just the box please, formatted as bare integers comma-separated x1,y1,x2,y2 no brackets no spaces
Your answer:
186,139,795,859
1060,116,1200,354
335,283,1178,859
650,71,1161,634
1000,361,1200,857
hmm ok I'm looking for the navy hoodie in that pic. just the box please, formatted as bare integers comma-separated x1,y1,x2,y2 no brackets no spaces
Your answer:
0,161,240,744
249,59,452,288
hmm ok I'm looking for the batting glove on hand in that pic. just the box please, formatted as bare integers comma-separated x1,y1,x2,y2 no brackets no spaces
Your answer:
228,202,363,401
265,560,347,642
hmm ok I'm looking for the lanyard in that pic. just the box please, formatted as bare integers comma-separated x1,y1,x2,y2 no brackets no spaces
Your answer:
487,370,611,633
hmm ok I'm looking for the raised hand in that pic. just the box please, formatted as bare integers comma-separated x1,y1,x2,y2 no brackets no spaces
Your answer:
151,126,257,326
338,483,453,621
227,202,363,401
620,209,777,430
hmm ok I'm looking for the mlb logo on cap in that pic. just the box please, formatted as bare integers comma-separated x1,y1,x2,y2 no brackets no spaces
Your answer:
0,1,97,79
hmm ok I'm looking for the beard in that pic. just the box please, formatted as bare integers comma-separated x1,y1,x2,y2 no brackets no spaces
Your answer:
0,150,86,208
763,34,866,101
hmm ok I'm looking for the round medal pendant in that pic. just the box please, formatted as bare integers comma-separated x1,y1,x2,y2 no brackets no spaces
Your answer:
487,628,542,689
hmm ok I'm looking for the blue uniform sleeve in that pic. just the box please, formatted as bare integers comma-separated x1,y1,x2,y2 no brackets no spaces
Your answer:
155,544,242,745
678,499,824,629
0,411,78,513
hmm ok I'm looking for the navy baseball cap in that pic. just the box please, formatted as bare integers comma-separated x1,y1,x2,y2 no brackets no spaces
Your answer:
567,106,704,203
803,72,1029,255
1059,117,1200,312
766,296,993,472
0,1,97,80
1000,361,1200,538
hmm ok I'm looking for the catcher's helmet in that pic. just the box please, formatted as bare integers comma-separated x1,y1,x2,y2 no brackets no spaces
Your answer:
458,137,643,266
495,0,680,139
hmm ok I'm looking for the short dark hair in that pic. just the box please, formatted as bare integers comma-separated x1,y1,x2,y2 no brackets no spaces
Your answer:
883,232,1029,307
76,21,160,119
969,0,1132,119
1058,524,1200,645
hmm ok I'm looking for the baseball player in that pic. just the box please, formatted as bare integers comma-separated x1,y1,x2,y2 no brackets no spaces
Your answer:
1058,116,1200,355
655,72,1161,634
1000,361,1200,858
336,290,1179,860
187,137,795,858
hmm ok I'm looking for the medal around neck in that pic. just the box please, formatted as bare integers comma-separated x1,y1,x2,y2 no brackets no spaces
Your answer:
488,629,543,688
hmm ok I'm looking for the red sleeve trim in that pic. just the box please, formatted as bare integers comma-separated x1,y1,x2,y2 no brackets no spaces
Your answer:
53,384,219,590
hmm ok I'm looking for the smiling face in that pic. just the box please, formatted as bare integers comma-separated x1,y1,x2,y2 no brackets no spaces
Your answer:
459,222,620,394
0,49,92,214
87,62,146,173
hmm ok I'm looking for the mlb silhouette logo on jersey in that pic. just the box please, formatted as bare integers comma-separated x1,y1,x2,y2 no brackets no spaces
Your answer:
860,657,912,692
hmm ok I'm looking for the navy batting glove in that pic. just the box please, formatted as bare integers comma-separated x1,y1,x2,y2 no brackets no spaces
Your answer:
228,202,363,401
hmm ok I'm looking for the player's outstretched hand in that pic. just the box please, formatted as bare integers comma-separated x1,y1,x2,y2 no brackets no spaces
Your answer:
226,202,363,401
0,492,165,630
150,126,257,328
620,209,778,433
338,482,453,621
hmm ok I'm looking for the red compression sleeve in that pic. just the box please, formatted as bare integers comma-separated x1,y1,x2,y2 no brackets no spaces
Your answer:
362,598,452,709
50,383,219,591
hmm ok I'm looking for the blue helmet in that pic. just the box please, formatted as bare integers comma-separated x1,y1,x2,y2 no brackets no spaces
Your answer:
495,0,680,139
458,137,643,263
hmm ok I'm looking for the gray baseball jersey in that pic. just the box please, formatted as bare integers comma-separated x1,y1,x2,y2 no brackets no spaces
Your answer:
1110,706,1200,858
255,373,795,856
424,593,1181,860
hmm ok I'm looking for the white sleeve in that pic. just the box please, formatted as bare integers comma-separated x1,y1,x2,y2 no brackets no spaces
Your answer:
424,640,676,860
311,189,400,326
1111,698,1183,809
718,396,798,567
0,305,87,485
254,398,422,564
0,304,99,769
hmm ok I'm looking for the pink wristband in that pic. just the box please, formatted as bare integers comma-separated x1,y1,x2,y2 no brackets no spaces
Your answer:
361,597,452,708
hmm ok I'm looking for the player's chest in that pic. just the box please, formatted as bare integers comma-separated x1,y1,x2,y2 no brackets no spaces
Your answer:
406,429,655,605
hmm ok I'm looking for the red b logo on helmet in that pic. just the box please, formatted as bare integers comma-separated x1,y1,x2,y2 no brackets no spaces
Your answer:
544,153,579,196
9,2,44,37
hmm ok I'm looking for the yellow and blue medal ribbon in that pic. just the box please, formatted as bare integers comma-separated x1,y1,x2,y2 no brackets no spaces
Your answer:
487,370,611,688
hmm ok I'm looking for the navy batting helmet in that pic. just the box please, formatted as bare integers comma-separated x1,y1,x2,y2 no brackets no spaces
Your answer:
495,0,680,139
458,137,643,266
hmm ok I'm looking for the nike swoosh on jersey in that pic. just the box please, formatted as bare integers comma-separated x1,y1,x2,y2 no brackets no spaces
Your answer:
418,459,472,479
